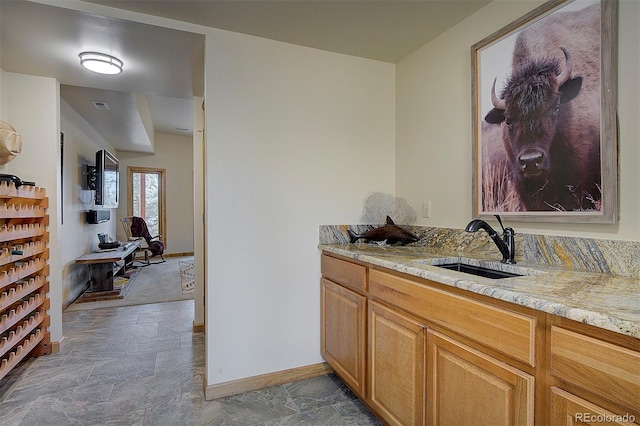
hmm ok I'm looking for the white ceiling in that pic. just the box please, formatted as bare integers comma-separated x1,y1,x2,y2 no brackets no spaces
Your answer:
1,0,490,153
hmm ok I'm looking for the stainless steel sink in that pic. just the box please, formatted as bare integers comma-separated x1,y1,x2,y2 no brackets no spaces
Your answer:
412,257,544,280
435,262,522,279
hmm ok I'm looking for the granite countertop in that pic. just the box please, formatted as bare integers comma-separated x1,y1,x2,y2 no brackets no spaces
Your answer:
319,243,640,339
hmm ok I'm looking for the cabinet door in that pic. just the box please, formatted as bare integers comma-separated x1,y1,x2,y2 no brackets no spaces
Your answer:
550,387,638,426
428,330,534,426
368,301,426,426
321,278,366,396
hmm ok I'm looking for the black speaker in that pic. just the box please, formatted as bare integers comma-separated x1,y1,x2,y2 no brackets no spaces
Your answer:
86,209,110,224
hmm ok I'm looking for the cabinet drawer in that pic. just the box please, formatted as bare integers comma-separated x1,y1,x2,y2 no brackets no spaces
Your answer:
550,326,640,410
369,269,536,366
321,254,366,293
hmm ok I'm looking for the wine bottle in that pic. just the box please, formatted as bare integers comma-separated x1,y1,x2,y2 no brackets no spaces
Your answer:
0,174,35,187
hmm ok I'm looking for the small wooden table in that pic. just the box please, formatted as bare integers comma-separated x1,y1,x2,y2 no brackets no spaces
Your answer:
76,240,142,294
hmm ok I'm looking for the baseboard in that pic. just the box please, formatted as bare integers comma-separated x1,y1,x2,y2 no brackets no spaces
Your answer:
51,336,65,354
204,362,333,400
165,252,194,258
193,322,205,333
63,283,90,310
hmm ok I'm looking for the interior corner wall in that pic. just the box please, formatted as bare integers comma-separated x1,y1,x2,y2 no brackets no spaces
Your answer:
192,96,205,327
204,29,396,386
1,72,63,342
0,69,6,120
59,99,118,306
116,132,194,255
396,0,640,242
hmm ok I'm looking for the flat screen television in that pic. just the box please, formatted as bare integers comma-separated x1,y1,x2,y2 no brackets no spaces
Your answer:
95,149,119,208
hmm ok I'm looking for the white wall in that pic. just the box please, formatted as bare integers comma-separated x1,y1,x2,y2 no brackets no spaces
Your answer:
193,96,205,327
396,0,640,242
116,132,194,255
59,99,118,305
0,69,5,119
204,29,396,385
1,72,63,342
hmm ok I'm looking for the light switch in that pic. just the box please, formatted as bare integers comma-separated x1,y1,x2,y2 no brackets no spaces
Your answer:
422,200,431,218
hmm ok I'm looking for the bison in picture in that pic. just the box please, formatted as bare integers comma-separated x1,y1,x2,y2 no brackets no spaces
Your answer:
484,3,602,212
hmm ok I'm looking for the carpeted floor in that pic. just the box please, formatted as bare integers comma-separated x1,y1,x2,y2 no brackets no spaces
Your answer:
66,256,194,311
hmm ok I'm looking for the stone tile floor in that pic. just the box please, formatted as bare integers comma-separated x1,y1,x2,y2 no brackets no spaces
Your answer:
0,299,382,425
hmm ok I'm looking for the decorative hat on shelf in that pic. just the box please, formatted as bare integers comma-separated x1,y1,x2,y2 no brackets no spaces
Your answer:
0,121,22,165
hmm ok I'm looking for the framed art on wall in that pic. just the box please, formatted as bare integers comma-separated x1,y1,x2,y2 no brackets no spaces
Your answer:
471,0,618,223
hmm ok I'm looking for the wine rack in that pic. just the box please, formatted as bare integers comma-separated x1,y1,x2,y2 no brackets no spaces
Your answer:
0,182,50,381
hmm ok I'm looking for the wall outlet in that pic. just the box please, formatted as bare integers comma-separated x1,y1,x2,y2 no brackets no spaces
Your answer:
422,200,431,218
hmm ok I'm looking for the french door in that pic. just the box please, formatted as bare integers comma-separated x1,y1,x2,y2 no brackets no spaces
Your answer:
127,166,166,246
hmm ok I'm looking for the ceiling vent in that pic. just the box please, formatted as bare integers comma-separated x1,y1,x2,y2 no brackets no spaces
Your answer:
91,100,110,110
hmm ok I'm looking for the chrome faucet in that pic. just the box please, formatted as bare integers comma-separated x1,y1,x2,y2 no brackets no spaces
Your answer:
465,215,516,264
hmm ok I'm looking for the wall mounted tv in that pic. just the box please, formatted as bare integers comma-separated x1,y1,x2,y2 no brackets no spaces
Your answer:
95,149,119,208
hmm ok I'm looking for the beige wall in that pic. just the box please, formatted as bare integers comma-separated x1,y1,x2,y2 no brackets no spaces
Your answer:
192,96,205,327
116,132,194,255
1,72,63,341
397,0,640,241
59,99,118,305
204,28,396,386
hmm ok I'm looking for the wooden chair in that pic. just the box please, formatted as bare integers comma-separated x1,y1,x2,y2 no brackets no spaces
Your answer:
120,216,165,265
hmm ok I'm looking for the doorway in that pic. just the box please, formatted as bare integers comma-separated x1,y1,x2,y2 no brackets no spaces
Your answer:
128,166,167,247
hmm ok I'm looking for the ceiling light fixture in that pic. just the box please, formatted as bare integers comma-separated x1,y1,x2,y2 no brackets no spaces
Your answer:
79,52,123,75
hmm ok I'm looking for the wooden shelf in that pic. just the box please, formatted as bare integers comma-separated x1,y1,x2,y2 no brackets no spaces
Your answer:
0,258,48,290
0,293,46,334
0,329,46,379
0,223,47,243
0,183,49,381
0,182,47,200
0,203,45,219
0,241,47,268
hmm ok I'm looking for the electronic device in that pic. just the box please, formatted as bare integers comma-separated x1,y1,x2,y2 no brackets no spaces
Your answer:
86,209,111,224
94,149,119,208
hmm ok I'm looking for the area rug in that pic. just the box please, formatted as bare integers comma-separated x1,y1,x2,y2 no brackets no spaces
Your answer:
66,257,194,311
179,259,195,293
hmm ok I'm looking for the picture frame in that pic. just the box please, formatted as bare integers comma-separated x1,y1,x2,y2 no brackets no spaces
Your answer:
471,0,618,223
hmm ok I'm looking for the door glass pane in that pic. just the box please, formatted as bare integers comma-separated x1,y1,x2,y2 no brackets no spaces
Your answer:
132,172,160,237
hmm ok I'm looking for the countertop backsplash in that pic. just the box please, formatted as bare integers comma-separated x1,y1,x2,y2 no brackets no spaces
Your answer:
319,225,640,279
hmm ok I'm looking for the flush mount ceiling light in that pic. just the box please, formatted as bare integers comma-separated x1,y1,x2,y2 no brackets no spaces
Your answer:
79,52,123,75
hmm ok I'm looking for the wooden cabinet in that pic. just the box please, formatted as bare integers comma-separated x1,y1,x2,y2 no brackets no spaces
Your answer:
550,387,637,426
320,251,639,426
369,268,537,367
367,300,426,426
368,267,539,425
0,183,50,380
320,255,367,397
549,325,640,424
428,330,535,426
321,278,366,396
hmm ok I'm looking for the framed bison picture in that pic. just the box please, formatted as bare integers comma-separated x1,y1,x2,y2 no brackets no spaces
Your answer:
471,0,618,223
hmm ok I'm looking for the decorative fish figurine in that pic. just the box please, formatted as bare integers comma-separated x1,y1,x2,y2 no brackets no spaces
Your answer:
347,216,419,246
